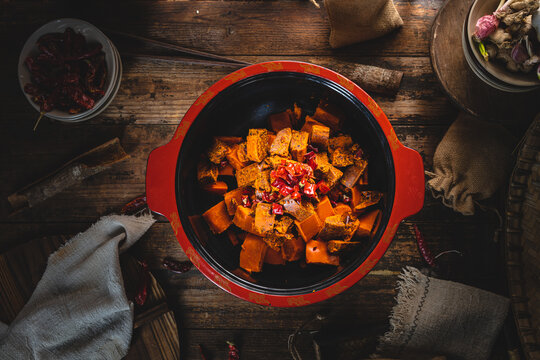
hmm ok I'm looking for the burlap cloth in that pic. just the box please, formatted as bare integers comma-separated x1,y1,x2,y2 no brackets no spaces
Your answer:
427,113,516,215
324,0,403,48
376,267,509,360
0,214,155,359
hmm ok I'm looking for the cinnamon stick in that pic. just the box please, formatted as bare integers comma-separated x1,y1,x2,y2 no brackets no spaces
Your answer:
7,138,129,214
346,64,403,96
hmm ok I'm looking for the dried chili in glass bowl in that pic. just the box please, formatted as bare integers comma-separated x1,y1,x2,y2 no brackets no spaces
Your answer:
18,18,121,123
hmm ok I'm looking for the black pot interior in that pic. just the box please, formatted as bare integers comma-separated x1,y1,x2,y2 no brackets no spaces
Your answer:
175,71,395,295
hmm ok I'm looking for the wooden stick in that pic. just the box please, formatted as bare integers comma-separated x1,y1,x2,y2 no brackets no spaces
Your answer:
106,29,251,66
121,52,247,68
7,138,130,214
347,64,404,96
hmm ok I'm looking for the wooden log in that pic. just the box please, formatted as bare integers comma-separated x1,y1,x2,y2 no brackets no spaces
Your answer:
7,138,129,214
347,64,404,96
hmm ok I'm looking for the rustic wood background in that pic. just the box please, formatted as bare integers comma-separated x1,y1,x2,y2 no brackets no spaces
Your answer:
0,1,511,358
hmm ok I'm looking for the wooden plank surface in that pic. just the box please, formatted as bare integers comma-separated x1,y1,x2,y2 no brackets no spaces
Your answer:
0,0,509,359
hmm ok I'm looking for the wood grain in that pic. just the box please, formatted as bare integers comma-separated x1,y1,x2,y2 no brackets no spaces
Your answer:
0,0,514,358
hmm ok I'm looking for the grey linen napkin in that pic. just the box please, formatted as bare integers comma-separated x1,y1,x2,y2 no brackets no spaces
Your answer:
376,267,509,360
427,112,516,215
0,214,155,360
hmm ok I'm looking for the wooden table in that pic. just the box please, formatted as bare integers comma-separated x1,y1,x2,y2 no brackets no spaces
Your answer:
0,1,510,358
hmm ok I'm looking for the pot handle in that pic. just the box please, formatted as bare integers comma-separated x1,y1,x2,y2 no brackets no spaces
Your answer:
393,144,425,220
146,142,179,217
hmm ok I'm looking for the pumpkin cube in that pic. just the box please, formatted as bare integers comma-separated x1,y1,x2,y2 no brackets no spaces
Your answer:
207,138,230,164
264,247,286,265
317,162,343,188
328,240,362,253
301,115,325,134
333,203,353,216
226,143,250,170
330,147,354,168
310,124,330,150
224,187,246,216
254,169,272,192
306,240,339,266
202,201,232,234
268,110,293,133
215,136,243,145
232,205,256,234
197,160,218,185
281,236,305,261
355,210,382,237
270,128,292,157
295,212,323,242
235,163,260,187
316,196,335,223
292,103,303,127
290,130,309,162
246,129,268,162
239,234,268,273
254,203,275,235
312,101,341,131
279,196,315,221
353,191,383,212
275,215,294,234
318,213,359,241
341,160,368,189
328,135,353,153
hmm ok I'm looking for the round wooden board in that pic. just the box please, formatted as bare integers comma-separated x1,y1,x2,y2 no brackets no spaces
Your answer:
0,235,180,360
430,0,540,129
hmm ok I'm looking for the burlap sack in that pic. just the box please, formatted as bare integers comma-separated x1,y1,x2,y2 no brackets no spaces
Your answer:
427,112,516,215
324,0,403,48
376,267,509,360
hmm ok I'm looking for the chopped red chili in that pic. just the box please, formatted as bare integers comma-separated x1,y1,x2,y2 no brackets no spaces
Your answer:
134,260,150,306
414,224,436,267
316,180,330,194
227,341,240,360
163,258,193,274
272,203,284,215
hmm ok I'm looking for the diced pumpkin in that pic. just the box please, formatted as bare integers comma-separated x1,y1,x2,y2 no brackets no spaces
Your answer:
353,191,384,212
279,196,314,221
355,210,382,238
224,187,246,216
264,247,286,265
358,167,368,186
333,203,352,215
219,163,235,176
301,115,325,134
341,161,368,189
254,169,272,192
239,234,268,272
318,213,359,241
197,160,218,185
207,138,230,164
306,240,340,266
226,143,250,170
270,128,292,157
292,103,303,127
227,229,240,246
246,129,268,162
290,130,309,162
295,212,323,242
267,133,276,148
263,232,290,251
216,136,243,145
312,101,341,131
310,124,330,150
202,201,232,234
254,203,275,235
275,215,294,234
236,163,260,187
281,236,305,261
327,240,362,253
316,196,335,223
232,205,256,233
317,162,343,188
328,135,353,153
203,181,228,195
330,148,354,167
268,110,293,133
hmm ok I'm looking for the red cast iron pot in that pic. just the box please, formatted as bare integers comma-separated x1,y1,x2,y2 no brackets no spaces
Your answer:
146,61,424,307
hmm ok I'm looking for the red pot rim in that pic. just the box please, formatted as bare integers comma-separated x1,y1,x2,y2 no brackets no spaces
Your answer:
146,61,424,307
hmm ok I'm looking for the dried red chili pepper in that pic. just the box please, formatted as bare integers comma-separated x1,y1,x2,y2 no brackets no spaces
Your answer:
241,194,252,207
163,258,193,274
303,182,317,198
226,341,240,360
307,144,319,153
120,195,147,215
413,224,436,268
272,203,284,215
134,260,150,306
316,180,330,194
